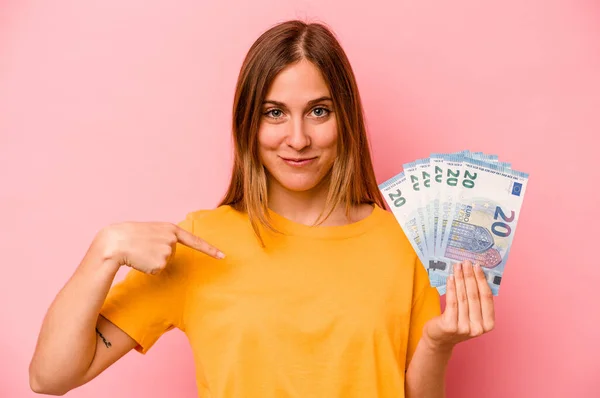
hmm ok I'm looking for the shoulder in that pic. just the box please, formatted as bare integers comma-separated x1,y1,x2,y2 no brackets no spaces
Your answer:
180,205,246,229
177,205,252,246
373,205,402,227
371,207,435,298
169,205,250,270
370,205,414,252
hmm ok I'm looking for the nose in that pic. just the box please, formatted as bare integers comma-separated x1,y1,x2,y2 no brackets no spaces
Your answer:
285,118,310,151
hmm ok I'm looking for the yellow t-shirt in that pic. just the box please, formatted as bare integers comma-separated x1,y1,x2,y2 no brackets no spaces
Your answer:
100,204,441,397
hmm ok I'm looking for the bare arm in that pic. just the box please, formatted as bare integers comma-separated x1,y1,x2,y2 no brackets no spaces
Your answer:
405,261,495,398
405,337,453,398
29,222,224,395
29,234,136,395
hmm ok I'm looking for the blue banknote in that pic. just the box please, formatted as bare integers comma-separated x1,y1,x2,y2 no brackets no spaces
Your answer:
380,151,528,296
378,171,428,266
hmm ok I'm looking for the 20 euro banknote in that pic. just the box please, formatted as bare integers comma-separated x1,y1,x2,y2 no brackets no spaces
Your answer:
430,157,529,295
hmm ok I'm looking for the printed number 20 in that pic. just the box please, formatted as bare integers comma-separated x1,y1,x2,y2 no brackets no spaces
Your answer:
388,189,406,207
492,206,515,237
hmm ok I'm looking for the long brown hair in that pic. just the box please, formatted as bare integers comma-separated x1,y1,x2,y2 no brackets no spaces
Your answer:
218,20,385,243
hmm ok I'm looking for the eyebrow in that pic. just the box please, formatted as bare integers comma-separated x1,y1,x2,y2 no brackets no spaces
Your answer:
262,96,333,108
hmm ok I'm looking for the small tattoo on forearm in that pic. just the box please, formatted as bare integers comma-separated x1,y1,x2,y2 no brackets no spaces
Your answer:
96,327,112,348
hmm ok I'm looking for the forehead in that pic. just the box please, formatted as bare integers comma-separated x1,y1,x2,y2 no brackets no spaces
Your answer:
265,59,331,104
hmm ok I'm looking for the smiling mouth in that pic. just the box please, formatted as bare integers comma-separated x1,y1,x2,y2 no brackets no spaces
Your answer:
280,156,317,167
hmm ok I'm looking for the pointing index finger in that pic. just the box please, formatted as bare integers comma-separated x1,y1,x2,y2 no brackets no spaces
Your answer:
174,226,225,259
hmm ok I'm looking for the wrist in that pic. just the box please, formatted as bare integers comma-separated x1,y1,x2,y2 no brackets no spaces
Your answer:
92,226,123,274
421,334,456,355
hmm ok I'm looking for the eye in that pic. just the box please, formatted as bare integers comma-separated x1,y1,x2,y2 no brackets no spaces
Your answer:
310,107,330,118
264,108,284,119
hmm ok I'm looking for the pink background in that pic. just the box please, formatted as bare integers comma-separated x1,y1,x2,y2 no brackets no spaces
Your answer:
1,1,598,397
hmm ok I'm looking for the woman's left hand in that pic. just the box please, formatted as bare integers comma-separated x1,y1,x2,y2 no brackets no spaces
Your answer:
423,260,496,352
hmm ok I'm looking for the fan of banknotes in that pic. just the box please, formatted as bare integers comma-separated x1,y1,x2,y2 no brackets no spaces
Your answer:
378,150,529,296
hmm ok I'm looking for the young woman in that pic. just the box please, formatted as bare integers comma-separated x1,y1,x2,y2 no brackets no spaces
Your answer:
29,20,495,397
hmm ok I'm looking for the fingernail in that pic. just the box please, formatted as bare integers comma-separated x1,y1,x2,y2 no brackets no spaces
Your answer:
455,263,462,271
474,263,481,269
216,251,226,259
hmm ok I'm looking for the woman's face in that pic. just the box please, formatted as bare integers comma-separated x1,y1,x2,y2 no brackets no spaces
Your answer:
258,59,338,195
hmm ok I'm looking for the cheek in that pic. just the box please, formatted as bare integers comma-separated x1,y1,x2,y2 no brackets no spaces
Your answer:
258,125,283,151
313,122,338,151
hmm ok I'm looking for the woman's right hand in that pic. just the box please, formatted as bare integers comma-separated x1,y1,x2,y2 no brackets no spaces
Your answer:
96,221,226,275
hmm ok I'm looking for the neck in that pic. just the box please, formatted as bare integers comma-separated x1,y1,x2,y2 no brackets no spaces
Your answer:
267,177,331,226
266,176,373,227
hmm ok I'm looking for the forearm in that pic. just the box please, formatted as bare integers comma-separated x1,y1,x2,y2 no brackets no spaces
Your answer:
29,233,120,393
405,337,454,398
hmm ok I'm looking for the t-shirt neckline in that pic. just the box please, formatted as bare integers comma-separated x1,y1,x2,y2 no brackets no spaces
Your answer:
265,203,386,239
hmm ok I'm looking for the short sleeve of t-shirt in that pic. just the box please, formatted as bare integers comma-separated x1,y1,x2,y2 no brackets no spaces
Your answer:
99,217,196,354
405,255,442,368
